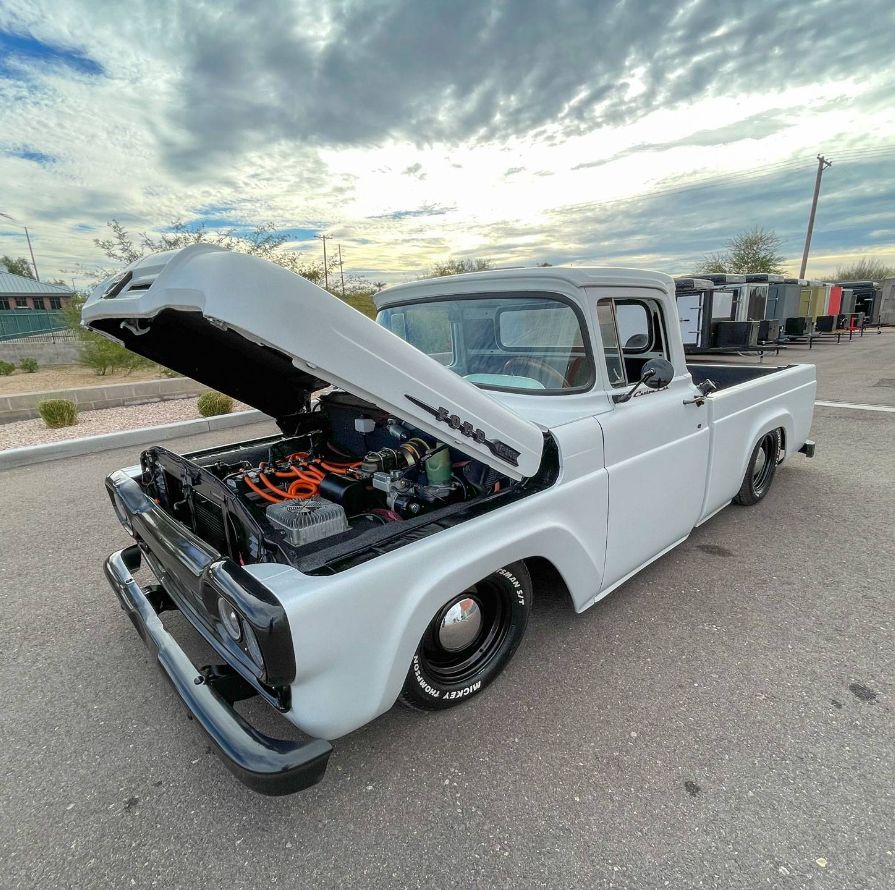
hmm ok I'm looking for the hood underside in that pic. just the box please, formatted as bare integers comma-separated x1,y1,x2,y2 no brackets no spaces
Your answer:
81,246,544,479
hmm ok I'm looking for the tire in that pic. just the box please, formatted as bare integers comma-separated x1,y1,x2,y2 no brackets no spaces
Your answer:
398,561,532,711
733,430,780,506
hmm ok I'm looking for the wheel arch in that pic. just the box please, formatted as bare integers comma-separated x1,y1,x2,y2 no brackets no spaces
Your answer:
739,412,793,482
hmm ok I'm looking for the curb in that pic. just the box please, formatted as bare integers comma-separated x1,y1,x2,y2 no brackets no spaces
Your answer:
0,409,272,471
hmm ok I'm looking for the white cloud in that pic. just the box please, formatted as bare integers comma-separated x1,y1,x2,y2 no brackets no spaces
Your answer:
0,0,893,284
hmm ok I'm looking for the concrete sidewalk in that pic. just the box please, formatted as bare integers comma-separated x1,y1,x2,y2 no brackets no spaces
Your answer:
0,408,269,470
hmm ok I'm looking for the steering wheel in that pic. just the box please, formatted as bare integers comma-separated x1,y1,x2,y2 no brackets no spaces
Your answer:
501,356,569,388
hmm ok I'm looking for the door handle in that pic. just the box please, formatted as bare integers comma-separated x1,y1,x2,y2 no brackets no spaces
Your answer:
683,379,717,406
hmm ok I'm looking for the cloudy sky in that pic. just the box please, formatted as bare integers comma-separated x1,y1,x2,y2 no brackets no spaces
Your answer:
1,0,893,287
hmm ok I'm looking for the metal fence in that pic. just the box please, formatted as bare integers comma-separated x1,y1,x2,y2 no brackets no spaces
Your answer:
0,309,69,342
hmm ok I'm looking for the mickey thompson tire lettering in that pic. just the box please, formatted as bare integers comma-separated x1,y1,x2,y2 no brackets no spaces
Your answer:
398,561,533,712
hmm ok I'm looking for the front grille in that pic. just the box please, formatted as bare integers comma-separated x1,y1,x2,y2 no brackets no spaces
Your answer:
193,494,228,553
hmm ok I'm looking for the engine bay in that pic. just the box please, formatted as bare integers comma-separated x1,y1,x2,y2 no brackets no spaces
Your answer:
137,390,541,573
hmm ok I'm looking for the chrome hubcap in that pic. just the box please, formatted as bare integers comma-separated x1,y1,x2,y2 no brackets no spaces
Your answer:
752,447,768,482
437,597,483,651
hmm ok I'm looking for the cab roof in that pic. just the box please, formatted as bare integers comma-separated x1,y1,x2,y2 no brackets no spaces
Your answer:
375,266,676,310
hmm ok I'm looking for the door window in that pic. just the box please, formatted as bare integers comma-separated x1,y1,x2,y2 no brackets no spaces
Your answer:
596,297,669,387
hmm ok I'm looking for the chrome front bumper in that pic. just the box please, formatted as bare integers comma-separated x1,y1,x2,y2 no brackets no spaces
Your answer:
105,545,332,795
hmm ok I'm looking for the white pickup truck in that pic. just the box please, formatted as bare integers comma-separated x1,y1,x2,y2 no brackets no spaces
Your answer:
84,246,816,794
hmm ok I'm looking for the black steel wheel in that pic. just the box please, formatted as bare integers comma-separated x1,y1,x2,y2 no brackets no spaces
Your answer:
733,430,780,506
399,561,532,710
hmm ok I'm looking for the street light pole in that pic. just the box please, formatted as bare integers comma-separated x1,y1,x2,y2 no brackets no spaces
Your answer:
0,212,40,281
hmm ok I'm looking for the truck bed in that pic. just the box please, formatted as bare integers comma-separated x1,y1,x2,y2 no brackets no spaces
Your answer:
687,362,791,392
691,362,816,521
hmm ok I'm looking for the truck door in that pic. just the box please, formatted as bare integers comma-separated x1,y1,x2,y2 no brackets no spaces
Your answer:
593,296,710,591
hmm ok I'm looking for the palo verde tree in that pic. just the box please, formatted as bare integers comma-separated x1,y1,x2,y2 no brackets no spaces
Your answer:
699,226,786,275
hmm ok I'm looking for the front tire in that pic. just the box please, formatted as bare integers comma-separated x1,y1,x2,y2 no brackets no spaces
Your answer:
733,430,780,506
398,561,532,711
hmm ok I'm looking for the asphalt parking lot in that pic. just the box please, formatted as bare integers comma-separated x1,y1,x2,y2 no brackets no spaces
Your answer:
1,332,893,889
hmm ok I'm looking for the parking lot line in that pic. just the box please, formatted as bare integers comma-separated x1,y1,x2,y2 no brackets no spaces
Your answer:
815,400,895,413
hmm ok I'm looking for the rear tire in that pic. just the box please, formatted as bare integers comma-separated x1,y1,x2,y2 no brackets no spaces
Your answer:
733,430,780,506
398,561,532,711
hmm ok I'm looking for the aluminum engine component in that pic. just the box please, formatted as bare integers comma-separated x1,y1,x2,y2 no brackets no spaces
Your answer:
266,497,349,546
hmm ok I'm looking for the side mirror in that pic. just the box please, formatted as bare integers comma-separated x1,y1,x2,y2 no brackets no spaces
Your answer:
613,357,675,403
641,357,675,389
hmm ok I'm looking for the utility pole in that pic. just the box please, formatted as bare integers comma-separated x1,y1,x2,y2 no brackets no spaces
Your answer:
23,227,39,281
0,212,40,280
799,155,832,279
338,244,345,296
316,233,331,290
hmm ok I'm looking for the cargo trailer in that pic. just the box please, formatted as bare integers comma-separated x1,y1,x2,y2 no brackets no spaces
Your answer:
838,281,880,324
687,273,749,321
879,279,895,325
765,278,803,322
675,277,727,351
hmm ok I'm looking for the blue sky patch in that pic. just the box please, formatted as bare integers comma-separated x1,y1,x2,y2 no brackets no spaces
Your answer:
0,31,104,78
4,146,55,165
370,205,454,221
275,227,319,241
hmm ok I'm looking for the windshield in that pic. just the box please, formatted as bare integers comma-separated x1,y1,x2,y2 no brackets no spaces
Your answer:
377,294,593,393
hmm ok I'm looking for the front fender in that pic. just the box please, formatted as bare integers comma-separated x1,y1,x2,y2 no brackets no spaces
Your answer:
252,471,608,740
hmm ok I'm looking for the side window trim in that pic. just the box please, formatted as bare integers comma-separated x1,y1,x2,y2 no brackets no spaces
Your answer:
596,298,627,388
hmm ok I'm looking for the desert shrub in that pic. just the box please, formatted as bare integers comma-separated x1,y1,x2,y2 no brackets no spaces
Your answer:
157,364,181,378
197,391,234,417
38,398,78,428
77,336,150,376
19,357,39,373
0,360,14,376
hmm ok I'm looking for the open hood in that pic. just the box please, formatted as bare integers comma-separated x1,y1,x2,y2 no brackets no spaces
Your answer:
82,246,543,479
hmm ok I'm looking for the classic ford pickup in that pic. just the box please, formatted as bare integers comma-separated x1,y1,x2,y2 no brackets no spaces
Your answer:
84,246,816,794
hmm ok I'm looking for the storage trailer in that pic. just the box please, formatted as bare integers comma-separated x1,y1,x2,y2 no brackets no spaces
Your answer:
765,278,803,323
691,273,749,321
879,279,895,325
674,278,775,354
674,278,717,351
838,280,880,325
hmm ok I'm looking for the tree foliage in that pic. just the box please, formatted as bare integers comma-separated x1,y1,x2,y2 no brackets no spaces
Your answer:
833,257,894,281
427,257,493,278
62,292,154,375
1,255,35,278
93,219,383,317
699,227,786,275
95,219,330,283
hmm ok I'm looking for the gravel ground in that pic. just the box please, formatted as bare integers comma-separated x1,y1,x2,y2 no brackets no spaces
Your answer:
0,397,251,450
0,363,166,396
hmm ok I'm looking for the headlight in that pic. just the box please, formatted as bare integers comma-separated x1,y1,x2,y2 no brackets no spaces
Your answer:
111,491,134,535
243,624,264,669
217,597,242,641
